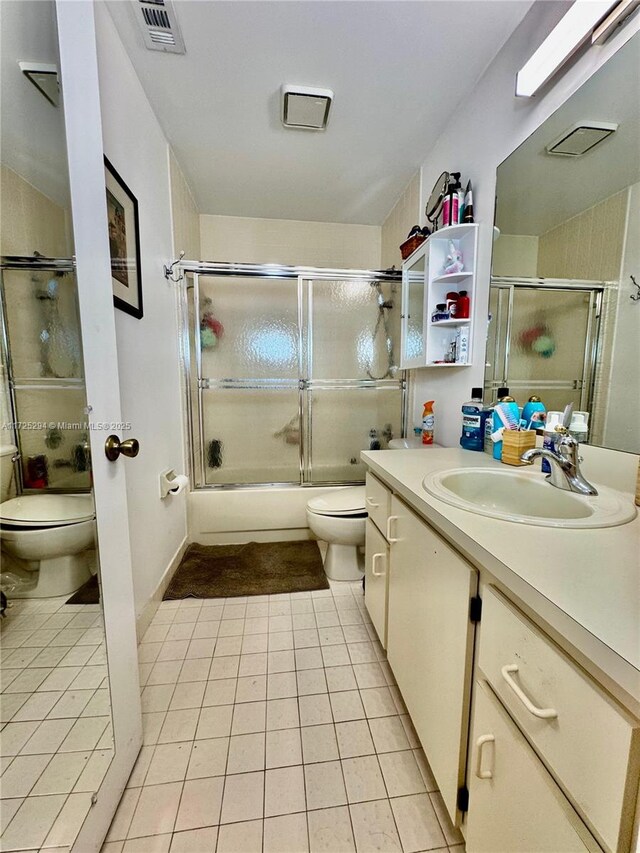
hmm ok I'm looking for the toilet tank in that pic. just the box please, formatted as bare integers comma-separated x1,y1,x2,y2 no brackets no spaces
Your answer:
0,445,18,502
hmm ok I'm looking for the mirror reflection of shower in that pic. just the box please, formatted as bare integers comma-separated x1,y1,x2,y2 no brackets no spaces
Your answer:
33,265,81,378
366,279,397,380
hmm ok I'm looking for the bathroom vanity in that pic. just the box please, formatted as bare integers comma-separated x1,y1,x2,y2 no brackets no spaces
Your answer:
362,448,640,853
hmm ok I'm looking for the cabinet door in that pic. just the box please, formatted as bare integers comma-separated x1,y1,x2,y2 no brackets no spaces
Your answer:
467,680,599,853
364,519,389,649
400,247,427,368
386,495,476,824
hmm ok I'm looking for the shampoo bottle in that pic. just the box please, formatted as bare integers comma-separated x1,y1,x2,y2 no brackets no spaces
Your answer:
521,395,546,430
460,388,487,452
422,401,435,445
484,387,509,454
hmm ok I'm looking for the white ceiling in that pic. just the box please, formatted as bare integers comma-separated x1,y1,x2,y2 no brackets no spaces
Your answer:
0,0,70,209
107,0,531,225
496,32,640,237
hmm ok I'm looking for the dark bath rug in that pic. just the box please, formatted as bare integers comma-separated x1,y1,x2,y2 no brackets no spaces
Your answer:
163,540,329,600
66,574,100,605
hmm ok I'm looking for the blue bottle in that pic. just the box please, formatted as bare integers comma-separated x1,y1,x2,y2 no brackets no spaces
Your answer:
522,395,546,430
460,388,488,452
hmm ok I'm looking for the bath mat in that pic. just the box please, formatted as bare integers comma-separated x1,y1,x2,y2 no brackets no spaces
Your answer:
163,540,329,600
66,574,100,605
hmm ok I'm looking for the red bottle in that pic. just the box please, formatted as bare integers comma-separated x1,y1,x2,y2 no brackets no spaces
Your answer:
456,290,470,319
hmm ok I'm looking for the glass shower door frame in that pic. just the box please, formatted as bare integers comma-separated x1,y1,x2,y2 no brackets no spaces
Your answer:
486,277,603,412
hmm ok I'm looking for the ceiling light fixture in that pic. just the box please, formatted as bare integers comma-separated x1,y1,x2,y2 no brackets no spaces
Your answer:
19,62,59,106
515,0,617,97
592,0,640,44
281,85,333,130
546,121,618,156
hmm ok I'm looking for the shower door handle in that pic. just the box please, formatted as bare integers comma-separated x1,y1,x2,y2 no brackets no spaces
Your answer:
105,434,140,461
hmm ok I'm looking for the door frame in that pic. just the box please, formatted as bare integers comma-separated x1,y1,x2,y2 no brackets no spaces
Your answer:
56,2,142,849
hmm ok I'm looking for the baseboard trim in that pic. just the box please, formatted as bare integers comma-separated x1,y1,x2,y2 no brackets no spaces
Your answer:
136,536,188,642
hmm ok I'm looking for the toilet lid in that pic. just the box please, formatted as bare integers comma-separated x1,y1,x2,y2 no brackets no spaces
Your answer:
307,486,366,516
0,494,95,527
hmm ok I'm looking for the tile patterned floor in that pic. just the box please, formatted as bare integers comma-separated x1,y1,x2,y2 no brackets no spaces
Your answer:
104,581,466,853
0,595,113,851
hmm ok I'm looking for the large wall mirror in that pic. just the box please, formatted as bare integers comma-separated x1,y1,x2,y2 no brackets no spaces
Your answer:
1,1,114,848
487,33,639,454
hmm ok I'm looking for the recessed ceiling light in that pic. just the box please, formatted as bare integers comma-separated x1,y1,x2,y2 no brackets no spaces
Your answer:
281,85,333,131
546,121,618,156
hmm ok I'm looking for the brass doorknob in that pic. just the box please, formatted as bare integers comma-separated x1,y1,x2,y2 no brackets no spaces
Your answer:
104,434,140,462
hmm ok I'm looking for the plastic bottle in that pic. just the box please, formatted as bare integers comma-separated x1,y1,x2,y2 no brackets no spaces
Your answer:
422,401,435,445
460,388,487,452
462,181,474,223
569,411,589,444
492,395,518,460
541,411,563,473
521,395,546,430
441,173,461,228
484,387,509,454
456,291,470,319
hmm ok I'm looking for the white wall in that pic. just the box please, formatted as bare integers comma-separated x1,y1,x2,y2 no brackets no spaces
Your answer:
96,5,187,617
412,2,639,447
381,171,422,270
200,214,381,269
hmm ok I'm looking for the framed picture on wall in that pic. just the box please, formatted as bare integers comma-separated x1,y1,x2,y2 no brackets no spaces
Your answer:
104,157,143,319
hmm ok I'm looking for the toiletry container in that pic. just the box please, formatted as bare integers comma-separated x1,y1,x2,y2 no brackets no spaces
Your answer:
455,326,469,364
422,401,435,445
569,411,589,444
456,291,470,319
431,303,449,322
492,396,518,461
541,411,563,473
460,388,487,452
484,387,509,454
441,173,461,227
462,181,474,223
446,291,459,316
522,395,546,429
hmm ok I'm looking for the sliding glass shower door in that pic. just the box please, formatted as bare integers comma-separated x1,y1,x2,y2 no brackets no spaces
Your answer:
187,269,403,488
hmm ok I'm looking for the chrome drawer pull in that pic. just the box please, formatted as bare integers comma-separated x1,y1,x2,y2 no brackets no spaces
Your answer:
371,553,386,577
366,496,380,507
475,734,495,779
386,515,400,543
501,664,558,719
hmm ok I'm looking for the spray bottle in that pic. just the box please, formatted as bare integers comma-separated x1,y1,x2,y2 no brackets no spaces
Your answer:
422,401,435,445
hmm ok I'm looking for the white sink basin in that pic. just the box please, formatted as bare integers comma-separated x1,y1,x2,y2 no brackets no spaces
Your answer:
422,467,637,528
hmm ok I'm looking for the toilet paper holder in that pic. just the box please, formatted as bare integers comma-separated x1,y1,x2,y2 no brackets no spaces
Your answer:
159,468,188,499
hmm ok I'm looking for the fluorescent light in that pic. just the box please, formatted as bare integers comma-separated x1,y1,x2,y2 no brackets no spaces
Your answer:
515,0,616,97
592,0,640,43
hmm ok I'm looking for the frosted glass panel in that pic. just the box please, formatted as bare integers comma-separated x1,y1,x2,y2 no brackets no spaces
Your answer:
509,289,591,383
3,270,83,380
199,276,299,380
202,387,300,484
311,279,400,380
310,387,403,482
13,387,91,490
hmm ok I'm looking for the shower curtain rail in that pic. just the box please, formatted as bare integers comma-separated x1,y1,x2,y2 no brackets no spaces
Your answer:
166,258,402,281
1,255,75,272
491,275,612,290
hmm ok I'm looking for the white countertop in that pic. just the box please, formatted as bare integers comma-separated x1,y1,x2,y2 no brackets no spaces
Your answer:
362,448,640,709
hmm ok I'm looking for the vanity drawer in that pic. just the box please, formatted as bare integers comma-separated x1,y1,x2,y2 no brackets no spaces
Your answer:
479,586,640,853
365,472,391,536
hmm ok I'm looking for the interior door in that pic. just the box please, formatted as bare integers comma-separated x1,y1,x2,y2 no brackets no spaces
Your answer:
56,3,141,849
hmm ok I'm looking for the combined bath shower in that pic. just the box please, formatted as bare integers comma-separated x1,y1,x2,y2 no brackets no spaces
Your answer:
366,280,397,380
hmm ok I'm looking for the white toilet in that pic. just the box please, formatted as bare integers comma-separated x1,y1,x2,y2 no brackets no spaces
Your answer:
306,486,366,581
0,494,96,598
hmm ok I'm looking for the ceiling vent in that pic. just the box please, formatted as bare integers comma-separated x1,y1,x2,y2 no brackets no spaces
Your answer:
281,85,333,130
136,0,185,55
546,121,618,157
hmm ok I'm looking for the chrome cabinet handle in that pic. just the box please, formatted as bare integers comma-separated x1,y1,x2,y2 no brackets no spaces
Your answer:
475,734,495,779
105,434,140,462
366,496,380,507
371,552,386,577
501,664,558,719
386,515,400,542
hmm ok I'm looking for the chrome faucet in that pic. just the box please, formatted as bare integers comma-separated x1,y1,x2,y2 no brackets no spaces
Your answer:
521,431,598,496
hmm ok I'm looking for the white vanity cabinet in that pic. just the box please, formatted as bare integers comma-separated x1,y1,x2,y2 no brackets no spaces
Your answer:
385,494,478,825
364,473,392,648
400,223,478,369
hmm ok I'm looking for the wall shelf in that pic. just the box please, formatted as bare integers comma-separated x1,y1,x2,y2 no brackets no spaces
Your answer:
400,223,479,369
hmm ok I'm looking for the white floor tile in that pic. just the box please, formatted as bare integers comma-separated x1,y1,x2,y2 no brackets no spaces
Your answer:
267,671,297,700
186,737,229,780
106,788,141,841
368,717,410,754
0,793,66,850
216,818,263,853
146,742,192,785
123,833,172,853
349,798,402,852
21,718,75,754
157,709,200,744
329,690,365,723
336,720,375,758
342,755,387,803
0,753,51,797
296,668,328,696
267,650,295,673
429,790,465,846
304,760,347,810
43,791,91,847
74,748,112,792
235,674,266,703
169,681,206,711
179,658,212,683
220,771,264,824
378,750,426,797
226,732,265,774
353,662,387,690
299,693,332,727
196,705,233,740
128,781,182,838
307,805,355,852
301,725,339,764
266,697,300,731
264,811,309,852
238,653,267,677
59,715,109,752
12,691,62,722
174,776,224,832
169,826,218,852
325,666,357,693
264,764,306,817
268,631,294,651
231,700,266,735
295,647,323,670
321,645,351,668
203,678,236,707
360,687,397,719
31,751,88,795
390,793,446,853
265,727,302,769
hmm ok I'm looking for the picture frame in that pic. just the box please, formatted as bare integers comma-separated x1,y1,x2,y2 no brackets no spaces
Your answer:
104,156,143,319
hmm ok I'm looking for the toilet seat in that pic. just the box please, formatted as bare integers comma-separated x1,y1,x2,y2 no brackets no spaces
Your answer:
0,494,94,528
307,486,366,517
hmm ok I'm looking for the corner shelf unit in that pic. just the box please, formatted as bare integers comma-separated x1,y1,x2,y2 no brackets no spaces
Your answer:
400,223,479,369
